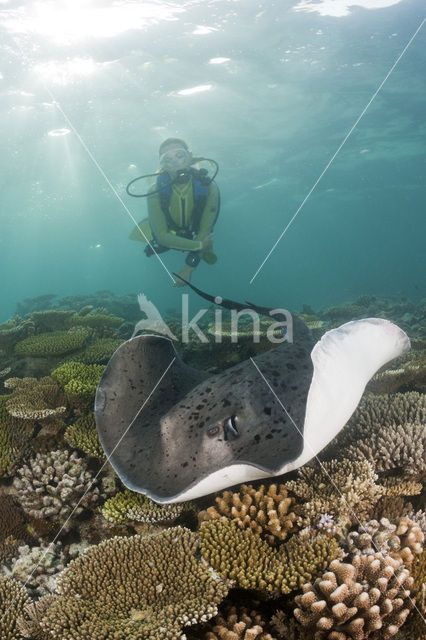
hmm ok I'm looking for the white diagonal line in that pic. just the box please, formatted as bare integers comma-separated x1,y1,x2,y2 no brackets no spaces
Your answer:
250,356,425,622
249,17,426,284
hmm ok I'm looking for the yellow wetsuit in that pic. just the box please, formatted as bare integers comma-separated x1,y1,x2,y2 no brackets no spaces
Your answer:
147,177,219,252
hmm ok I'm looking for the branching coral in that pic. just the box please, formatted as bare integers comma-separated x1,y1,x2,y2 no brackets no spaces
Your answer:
187,606,277,640
293,552,415,639
367,350,426,394
323,392,426,457
23,527,228,640
51,361,104,404
0,396,33,478
285,459,383,530
0,576,31,640
378,476,422,497
0,495,31,546
14,328,90,357
198,483,298,545
343,422,425,480
80,337,123,364
64,413,104,458
4,377,67,421
345,517,424,567
13,449,99,526
199,520,339,594
100,488,190,524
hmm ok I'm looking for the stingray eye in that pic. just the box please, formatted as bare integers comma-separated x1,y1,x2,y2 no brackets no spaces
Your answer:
206,424,220,438
224,415,239,441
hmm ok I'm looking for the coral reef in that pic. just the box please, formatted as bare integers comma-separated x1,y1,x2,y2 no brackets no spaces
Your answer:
367,349,426,395
80,337,124,364
187,606,277,640
199,483,298,545
199,520,340,594
14,328,90,357
23,527,228,640
64,413,104,458
4,377,67,422
13,450,99,527
0,575,31,640
293,553,415,639
0,495,32,547
0,396,33,478
285,459,383,530
343,421,425,480
1,542,67,598
100,488,190,524
51,361,104,405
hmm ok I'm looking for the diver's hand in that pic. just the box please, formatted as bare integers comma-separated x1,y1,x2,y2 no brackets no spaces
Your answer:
201,233,213,252
173,266,194,287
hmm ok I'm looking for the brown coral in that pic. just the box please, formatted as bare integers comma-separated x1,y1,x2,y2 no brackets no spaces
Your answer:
294,552,415,639
23,527,228,640
199,483,298,544
187,606,277,640
4,377,67,421
285,459,383,529
0,396,33,478
0,575,31,640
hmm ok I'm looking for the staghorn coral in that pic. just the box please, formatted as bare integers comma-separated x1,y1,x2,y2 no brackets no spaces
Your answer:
198,483,298,545
4,377,67,421
80,337,123,364
343,422,425,479
14,328,90,357
23,527,228,640
323,392,426,457
187,606,277,640
0,576,31,640
0,396,33,478
293,552,415,639
51,361,104,404
64,413,104,458
2,542,67,598
13,449,99,527
100,488,190,524
345,517,424,567
285,459,383,530
374,497,413,523
17,595,56,640
199,519,340,594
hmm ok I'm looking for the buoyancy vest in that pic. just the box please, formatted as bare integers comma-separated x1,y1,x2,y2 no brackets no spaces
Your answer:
156,169,213,238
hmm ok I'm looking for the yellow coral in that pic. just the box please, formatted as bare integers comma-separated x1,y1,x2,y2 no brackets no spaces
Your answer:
14,328,90,357
100,488,189,524
0,396,33,478
64,413,104,458
51,361,104,402
199,520,339,594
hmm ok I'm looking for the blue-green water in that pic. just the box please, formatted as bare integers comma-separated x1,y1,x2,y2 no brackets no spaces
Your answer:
0,0,425,323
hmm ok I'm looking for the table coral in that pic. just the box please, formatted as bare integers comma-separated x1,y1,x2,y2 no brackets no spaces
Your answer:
80,337,124,364
198,483,298,545
293,552,415,639
0,396,33,478
64,413,104,458
29,310,74,332
13,449,99,526
22,527,228,640
14,328,90,357
199,520,339,594
4,377,67,422
100,488,189,524
0,576,31,640
285,459,383,530
64,312,124,330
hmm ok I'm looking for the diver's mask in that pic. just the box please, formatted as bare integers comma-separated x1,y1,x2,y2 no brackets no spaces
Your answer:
159,148,191,171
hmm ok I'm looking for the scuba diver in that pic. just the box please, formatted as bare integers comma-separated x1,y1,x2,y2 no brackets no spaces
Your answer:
128,138,220,287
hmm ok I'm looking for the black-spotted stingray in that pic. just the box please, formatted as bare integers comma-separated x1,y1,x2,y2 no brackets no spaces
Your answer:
95,295,410,503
